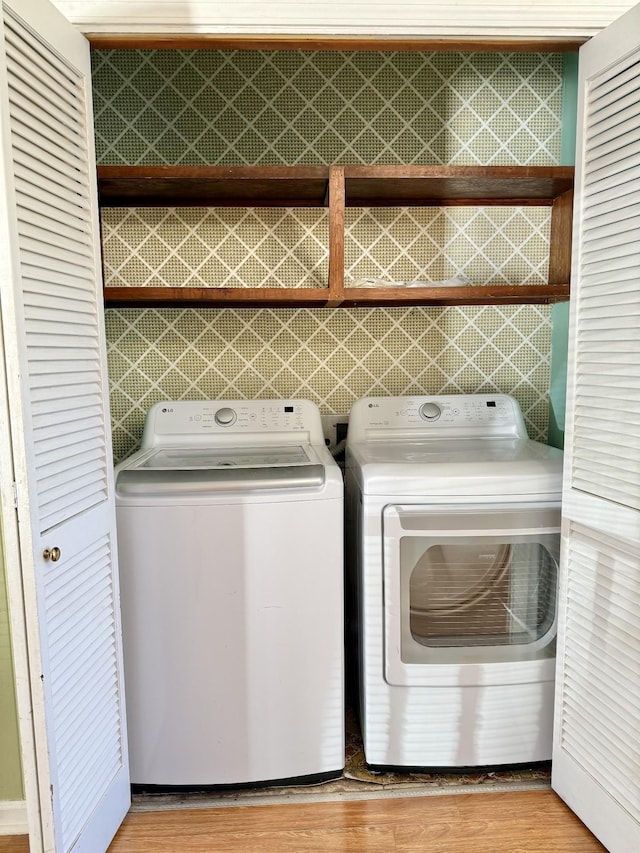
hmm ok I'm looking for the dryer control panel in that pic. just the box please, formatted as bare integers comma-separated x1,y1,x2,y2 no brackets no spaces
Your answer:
348,394,528,442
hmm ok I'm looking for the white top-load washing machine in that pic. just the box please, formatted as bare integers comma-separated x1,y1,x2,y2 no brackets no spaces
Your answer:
345,393,563,769
115,399,344,788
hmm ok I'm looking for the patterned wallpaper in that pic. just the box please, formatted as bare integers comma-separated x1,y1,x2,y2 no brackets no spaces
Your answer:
91,50,564,461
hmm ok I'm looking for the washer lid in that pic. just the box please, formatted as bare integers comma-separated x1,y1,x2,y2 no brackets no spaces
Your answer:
116,444,325,495
139,445,314,469
347,437,563,496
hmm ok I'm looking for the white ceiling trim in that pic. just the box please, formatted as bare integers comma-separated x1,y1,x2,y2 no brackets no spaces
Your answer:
49,1,636,38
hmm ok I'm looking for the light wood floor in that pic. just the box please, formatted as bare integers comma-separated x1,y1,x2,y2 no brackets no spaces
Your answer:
1,789,606,852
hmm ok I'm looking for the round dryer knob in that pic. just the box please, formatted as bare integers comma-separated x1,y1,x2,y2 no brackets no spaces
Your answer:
419,402,442,421
214,406,237,427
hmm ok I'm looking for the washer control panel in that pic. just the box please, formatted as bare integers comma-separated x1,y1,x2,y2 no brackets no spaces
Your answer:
348,394,527,441
141,399,325,446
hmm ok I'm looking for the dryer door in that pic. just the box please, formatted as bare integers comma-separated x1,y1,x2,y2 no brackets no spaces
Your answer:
382,502,560,687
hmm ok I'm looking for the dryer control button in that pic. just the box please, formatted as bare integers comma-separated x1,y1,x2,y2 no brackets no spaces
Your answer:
419,402,442,421
214,407,237,426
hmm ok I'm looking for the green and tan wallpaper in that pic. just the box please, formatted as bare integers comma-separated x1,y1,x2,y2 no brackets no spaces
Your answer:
92,50,565,461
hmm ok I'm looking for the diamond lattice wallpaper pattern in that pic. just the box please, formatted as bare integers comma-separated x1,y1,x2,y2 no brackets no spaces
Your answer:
92,50,561,166
106,305,553,462
91,50,564,461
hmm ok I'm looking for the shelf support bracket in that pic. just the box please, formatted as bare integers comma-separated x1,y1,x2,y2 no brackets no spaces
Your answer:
548,189,573,286
328,166,345,306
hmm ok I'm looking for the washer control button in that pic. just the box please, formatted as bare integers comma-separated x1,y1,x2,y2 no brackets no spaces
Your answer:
419,402,442,421
214,407,237,427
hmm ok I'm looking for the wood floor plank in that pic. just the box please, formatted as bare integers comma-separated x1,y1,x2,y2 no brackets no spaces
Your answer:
113,824,396,853
107,791,606,853
392,791,605,853
0,839,28,853
115,794,462,836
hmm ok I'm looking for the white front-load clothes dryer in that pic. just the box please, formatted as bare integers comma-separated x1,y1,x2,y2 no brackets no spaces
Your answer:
345,393,563,770
115,399,344,788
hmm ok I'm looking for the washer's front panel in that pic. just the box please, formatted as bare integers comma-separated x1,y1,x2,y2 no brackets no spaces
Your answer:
118,496,344,786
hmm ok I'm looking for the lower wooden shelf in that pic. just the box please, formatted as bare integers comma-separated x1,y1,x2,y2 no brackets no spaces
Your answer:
103,283,570,308
340,284,570,306
102,287,335,308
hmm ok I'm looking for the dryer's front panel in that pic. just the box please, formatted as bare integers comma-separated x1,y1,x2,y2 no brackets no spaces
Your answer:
383,502,560,687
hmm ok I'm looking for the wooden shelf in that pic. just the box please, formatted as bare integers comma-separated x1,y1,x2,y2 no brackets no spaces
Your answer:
98,164,573,307
342,165,575,207
98,164,573,208
102,287,338,308
103,284,568,308
340,283,569,306
97,165,331,207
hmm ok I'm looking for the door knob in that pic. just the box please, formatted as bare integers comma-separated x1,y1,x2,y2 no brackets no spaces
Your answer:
43,547,61,562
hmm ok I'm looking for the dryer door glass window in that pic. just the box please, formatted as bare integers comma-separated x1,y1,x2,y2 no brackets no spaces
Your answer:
407,538,557,648
382,503,561,668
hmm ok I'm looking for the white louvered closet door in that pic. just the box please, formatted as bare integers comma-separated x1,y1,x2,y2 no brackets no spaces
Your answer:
0,0,129,851
552,3,640,851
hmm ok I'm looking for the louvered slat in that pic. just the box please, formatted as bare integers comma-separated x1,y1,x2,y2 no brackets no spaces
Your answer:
8,88,90,156
14,154,88,204
19,223,95,265
574,449,640,475
18,204,92,246
579,305,640,324
34,433,105,464
587,82,640,127
587,106,640,154
22,269,96,298
576,419,640,440
4,25,88,116
589,54,640,101
581,178,640,210
562,671,640,756
588,95,640,134
583,204,639,234
11,122,90,188
580,248,640,273
585,138,640,176
17,190,92,232
583,198,638,229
